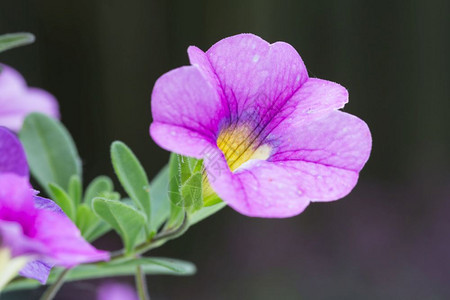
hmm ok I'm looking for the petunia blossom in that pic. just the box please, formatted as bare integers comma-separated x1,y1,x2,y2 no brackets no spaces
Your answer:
0,127,109,284
150,33,372,218
0,64,59,132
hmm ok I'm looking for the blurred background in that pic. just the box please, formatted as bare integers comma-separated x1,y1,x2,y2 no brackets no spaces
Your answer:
1,0,449,299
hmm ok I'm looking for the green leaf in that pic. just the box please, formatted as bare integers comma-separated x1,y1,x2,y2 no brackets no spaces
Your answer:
0,32,35,53
4,257,196,292
76,204,100,237
19,113,82,194
84,176,114,207
108,257,196,275
68,175,82,207
181,172,203,211
189,202,226,225
178,154,192,183
84,221,111,242
93,197,146,253
149,165,170,231
48,183,75,221
166,153,185,229
110,141,151,226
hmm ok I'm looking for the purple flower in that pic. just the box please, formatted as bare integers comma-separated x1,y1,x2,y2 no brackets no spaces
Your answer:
150,34,372,218
0,127,109,284
0,64,59,132
97,282,138,300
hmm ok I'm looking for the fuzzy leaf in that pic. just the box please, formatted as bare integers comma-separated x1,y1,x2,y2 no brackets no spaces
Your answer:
84,176,114,207
93,197,146,253
0,32,35,53
149,165,170,231
166,153,185,229
68,175,82,207
84,221,111,243
189,202,226,225
76,204,100,237
110,141,151,226
19,113,82,194
48,183,75,221
181,172,203,211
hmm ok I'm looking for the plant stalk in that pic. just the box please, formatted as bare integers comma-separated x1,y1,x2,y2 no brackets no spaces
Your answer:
135,265,150,300
39,268,70,300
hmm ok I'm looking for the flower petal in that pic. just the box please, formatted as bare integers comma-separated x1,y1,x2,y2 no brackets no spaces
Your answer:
0,64,59,132
205,111,371,217
0,87,60,132
0,174,36,230
269,111,372,181
0,127,29,177
34,195,64,214
150,66,223,158
0,64,26,95
205,34,308,125
19,260,52,284
204,153,310,217
277,78,349,123
0,220,44,257
33,209,109,267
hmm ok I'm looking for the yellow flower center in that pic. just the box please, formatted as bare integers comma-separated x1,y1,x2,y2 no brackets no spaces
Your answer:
202,124,272,206
217,124,272,171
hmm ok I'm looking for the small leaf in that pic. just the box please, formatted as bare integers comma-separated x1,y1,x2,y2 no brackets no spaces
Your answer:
84,221,111,242
166,153,185,229
107,257,196,275
181,172,203,211
93,197,146,253
68,175,82,207
19,113,82,194
48,183,75,221
0,32,35,53
76,204,100,237
149,165,170,231
189,202,226,225
110,141,151,225
84,176,114,207
178,154,191,183
4,257,196,292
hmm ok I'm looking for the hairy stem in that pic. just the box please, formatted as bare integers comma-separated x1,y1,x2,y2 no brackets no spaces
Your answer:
111,213,189,259
39,269,70,300
135,265,150,300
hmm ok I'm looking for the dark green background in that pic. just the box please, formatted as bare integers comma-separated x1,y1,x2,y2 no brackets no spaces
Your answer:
1,0,449,299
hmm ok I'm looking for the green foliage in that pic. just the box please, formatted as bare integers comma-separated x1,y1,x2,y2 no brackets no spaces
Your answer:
76,204,99,236
84,176,114,207
110,141,151,229
180,172,203,211
93,197,146,254
68,175,82,207
148,165,170,232
48,183,76,221
0,32,34,53
19,113,82,194
4,257,196,292
83,221,111,243
189,202,227,225
14,113,225,292
166,153,187,229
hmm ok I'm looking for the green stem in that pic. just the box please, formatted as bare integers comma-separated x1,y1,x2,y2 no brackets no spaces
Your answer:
39,269,70,300
111,213,189,259
135,265,150,300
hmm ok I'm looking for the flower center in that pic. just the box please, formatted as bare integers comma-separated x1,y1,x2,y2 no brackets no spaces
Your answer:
217,124,272,171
